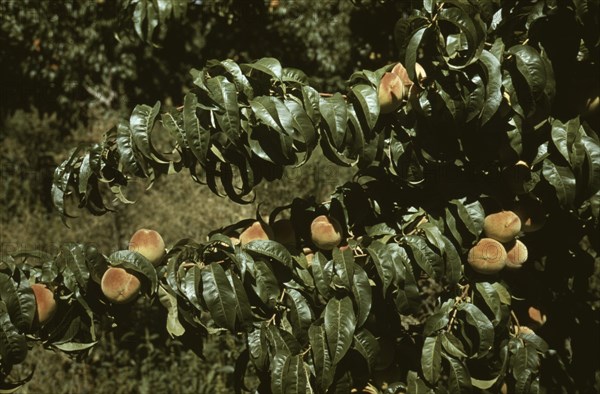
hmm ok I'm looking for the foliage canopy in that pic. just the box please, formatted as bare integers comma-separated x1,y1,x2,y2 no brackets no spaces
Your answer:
1,0,600,393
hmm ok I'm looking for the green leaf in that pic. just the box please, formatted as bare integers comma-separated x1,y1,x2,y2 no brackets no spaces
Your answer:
243,57,283,80
309,322,334,391
441,235,462,285
116,121,143,176
508,45,547,98
157,285,186,337
51,341,98,353
421,335,443,384
331,247,354,290
458,302,494,358
251,260,280,309
353,328,380,373
227,270,253,329
61,243,90,290
270,352,288,394
218,59,253,99
405,235,442,279
438,7,481,68
582,135,600,195
243,240,293,269
366,241,395,294
407,370,435,393
475,282,502,325
479,50,502,125
542,158,576,208
201,263,237,331
324,296,356,365
351,264,372,328
311,252,333,299
207,75,241,143
0,271,35,333
282,355,310,394
443,354,472,393
183,92,210,166
450,199,485,236
405,27,427,81
350,84,379,130
0,301,27,365
130,101,160,159
442,331,468,358
285,288,313,344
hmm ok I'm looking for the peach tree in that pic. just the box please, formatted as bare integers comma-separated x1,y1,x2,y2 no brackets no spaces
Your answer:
1,0,599,393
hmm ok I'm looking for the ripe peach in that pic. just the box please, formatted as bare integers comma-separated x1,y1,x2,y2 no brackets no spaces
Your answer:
31,283,57,325
310,215,343,250
483,211,521,243
378,72,406,114
504,240,528,269
101,267,141,304
239,221,274,246
271,219,296,247
467,238,507,274
128,229,165,266
503,161,531,195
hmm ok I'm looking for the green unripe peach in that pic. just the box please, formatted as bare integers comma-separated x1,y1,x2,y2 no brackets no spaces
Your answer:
310,215,343,250
504,239,528,269
31,283,57,326
128,228,165,266
483,211,521,243
467,238,507,274
239,221,274,246
101,267,141,304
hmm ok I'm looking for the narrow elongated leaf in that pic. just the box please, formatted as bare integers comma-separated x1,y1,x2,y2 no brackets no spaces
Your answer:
285,288,313,344
508,45,546,97
157,285,186,337
421,335,443,384
351,84,379,130
227,270,253,328
243,57,283,80
458,302,494,358
207,75,241,142
311,252,333,299
0,301,27,365
405,235,441,279
443,354,472,393
324,296,356,365
270,352,289,394
0,271,35,333
201,263,237,331
243,240,293,269
366,241,394,294
252,260,280,309
542,159,576,207
282,355,309,394
353,328,380,372
332,247,354,290
130,101,160,158
479,50,502,125
475,282,502,325
351,264,372,328
309,322,334,391
183,92,209,165
442,331,468,358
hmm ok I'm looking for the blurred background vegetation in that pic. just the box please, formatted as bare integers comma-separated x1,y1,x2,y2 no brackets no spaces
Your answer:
0,0,417,391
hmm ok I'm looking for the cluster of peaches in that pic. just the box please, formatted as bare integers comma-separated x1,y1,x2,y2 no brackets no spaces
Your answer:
30,215,345,326
467,198,545,275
